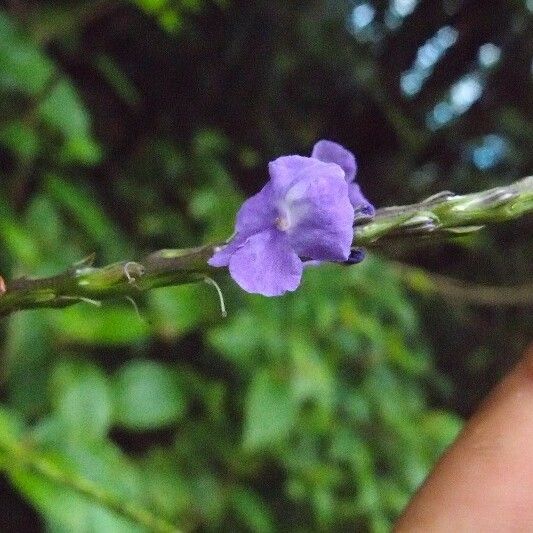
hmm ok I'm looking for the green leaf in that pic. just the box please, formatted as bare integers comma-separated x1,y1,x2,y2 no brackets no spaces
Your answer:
0,405,25,455
0,12,54,94
148,284,209,340
39,79,91,139
62,135,102,165
0,120,40,159
94,55,141,106
51,359,112,442
45,175,130,261
38,78,102,165
422,410,463,451
243,369,296,451
131,0,184,32
290,337,334,416
52,305,150,346
0,195,42,266
9,440,145,533
3,311,54,416
208,312,264,370
134,0,168,13
189,473,225,523
140,448,192,520
113,360,186,430
230,487,275,533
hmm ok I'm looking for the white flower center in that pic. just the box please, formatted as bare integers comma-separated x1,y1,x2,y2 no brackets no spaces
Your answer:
274,189,310,233
275,216,291,231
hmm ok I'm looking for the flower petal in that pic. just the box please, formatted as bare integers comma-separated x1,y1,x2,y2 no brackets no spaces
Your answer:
235,182,277,237
208,234,247,267
228,229,303,296
349,183,375,217
268,155,344,196
284,170,354,261
311,140,357,183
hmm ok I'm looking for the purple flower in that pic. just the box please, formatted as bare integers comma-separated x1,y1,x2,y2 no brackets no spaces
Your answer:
311,140,375,217
208,141,373,296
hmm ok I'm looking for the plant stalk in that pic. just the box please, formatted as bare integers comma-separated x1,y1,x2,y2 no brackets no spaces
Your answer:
0,177,531,317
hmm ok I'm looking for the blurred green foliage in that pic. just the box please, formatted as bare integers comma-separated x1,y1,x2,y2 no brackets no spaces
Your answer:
0,0,531,531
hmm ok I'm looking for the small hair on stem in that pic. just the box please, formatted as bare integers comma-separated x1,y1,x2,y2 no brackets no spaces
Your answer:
60,296,102,307
203,276,227,318
123,261,145,285
124,296,144,322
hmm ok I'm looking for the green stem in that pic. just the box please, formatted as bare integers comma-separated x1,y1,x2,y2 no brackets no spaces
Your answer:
0,177,531,317
354,176,533,245
0,440,180,533
0,245,218,316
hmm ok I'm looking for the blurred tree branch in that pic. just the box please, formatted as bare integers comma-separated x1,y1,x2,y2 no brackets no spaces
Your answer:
394,262,533,306
0,177,531,317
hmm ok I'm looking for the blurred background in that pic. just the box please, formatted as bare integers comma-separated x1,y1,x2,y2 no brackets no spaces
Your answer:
0,0,532,531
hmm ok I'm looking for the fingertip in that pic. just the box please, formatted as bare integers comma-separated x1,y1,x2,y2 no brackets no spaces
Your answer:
396,341,533,531
519,342,533,378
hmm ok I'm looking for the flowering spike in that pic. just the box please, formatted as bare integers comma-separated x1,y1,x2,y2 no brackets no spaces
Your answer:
0,176,529,316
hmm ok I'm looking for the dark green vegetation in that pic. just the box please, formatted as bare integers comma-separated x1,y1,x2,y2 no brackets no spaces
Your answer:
0,1,531,531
